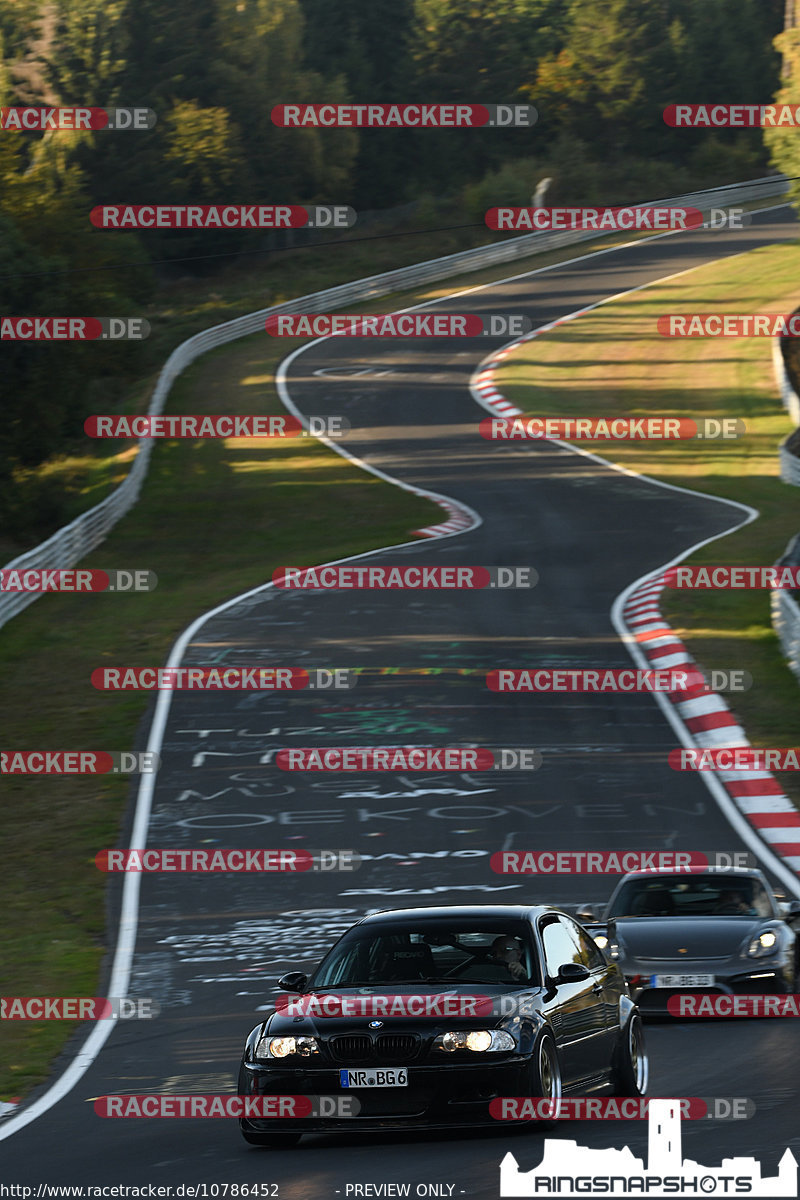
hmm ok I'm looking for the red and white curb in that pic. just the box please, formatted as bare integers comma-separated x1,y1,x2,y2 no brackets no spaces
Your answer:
469,311,800,883
413,495,476,537
471,306,594,419
624,577,800,874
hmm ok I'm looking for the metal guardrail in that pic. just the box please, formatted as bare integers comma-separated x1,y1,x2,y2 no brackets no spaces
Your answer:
772,338,800,486
0,174,791,631
770,331,800,678
772,588,800,682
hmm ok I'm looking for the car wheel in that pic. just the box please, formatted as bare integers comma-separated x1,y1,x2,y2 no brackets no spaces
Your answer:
240,1123,302,1148
613,1013,648,1097
526,1031,562,1126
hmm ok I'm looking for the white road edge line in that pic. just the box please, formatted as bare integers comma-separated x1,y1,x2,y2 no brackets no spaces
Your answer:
1,204,793,1141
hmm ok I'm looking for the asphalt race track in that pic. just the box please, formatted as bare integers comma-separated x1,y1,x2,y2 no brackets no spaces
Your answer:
2,209,800,1195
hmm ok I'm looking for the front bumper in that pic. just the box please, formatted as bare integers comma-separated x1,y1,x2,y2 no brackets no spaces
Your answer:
239,1057,531,1133
626,963,793,1013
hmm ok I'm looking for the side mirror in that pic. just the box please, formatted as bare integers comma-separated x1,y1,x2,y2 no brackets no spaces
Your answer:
556,962,590,984
575,905,597,921
277,972,309,993
782,900,800,922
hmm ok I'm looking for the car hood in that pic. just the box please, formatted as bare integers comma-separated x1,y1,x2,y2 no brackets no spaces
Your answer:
265,983,537,1036
613,916,765,959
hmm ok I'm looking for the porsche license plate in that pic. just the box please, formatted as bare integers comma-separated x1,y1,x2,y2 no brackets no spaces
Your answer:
339,1067,408,1088
650,973,715,987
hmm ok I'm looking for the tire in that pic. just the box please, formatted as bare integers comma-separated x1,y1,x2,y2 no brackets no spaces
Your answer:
613,1013,649,1097
240,1124,302,1149
526,1031,562,1126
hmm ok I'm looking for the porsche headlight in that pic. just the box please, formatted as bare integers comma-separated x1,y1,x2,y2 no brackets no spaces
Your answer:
746,931,778,958
256,1035,320,1059
434,1029,515,1053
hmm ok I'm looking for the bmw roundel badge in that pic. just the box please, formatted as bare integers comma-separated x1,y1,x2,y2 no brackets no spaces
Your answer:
368,1020,383,1029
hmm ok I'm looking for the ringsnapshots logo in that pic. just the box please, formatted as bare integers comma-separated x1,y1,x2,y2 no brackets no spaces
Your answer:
84,415,349,438
0,106,156,130
271,103,536,128
273,565,537,589
498,1098,796,1198
90,205,356,229
1,318,149,340
480,416,745,441
265,314,532,338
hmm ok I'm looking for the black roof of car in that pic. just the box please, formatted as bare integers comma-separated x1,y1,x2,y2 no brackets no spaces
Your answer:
352,904,561,926
617,867,767,881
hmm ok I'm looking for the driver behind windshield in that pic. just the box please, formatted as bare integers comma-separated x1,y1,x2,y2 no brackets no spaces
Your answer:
490,935,526,980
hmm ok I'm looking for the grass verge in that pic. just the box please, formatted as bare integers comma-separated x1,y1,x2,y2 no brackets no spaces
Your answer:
0,329,438,1100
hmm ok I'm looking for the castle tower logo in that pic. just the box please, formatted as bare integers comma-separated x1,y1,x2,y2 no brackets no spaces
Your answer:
500,1099,797,1197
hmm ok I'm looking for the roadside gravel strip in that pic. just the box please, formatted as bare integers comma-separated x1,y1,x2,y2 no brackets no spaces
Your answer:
468,212,800,885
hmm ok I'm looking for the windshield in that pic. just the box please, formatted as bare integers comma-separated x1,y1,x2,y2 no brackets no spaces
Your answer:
309,922,540,988
607,875,774,919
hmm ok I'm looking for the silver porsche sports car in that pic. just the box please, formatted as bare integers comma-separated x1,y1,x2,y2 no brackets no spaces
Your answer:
580,868,800,1013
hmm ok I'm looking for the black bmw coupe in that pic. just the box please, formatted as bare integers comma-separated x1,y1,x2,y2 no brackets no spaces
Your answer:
236,904,647,1146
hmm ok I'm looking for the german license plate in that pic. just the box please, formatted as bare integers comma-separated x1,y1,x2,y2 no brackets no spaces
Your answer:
339,1067,408,1088
650,973,715,987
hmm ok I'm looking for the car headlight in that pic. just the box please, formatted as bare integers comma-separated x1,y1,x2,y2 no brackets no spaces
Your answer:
746,931,778,958
255,1035,320,1059
434,1029,515,1053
